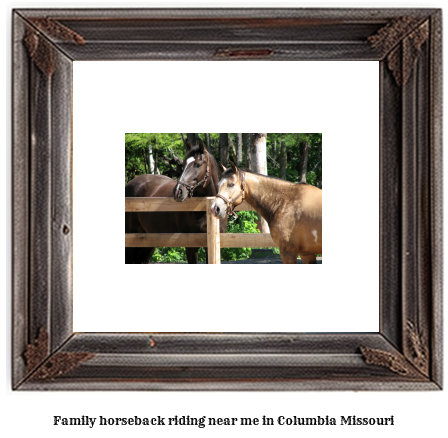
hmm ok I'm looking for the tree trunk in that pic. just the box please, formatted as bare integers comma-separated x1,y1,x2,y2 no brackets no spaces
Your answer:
205,133,211,152
313,145,322,188
143,148,148,174
250,133,268,175
298,136,309,183
219,133,228,167
153,148,158,173
187,133,198,146
242,133,251,169
148,143,154,174
180,133,186,149
236,133,242,165
311,147,322,173
250,133,269,234
279,141,287,180
228,134,237,163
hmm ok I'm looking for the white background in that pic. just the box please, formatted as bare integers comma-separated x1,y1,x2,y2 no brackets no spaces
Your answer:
3,1,446,438
73,60,379,333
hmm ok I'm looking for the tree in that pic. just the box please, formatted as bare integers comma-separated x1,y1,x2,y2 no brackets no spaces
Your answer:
187,133,198,147
250,133,269,233
205,133,211,152
236,133,242,165
228,134,237,163
125,133,186,182
148,139,155,174
250,133,268,175
279,140,287,180
242,133,251,169
219,133,228,167
307,133,322,188
298,135,309,183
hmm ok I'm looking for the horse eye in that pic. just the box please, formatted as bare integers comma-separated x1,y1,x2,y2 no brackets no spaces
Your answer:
194,162,201,168
227,182,234,188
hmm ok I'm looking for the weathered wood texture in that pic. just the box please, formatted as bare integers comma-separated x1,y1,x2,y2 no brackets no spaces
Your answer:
125,233,276,248
12,12,30,386
125,197,255,212
221,233,276,248
125,197,275,252
206,198,221,263
126,233,206,248
12,8,442,391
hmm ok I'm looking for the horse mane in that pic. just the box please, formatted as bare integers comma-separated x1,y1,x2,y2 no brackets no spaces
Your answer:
223,167,310,186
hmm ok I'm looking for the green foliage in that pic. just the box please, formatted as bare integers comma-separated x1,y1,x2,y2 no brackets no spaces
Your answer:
221,211,260,261
266,133,322,187
149,211,260,263
151,247,187,263
125,133,185,184
126,133,322,188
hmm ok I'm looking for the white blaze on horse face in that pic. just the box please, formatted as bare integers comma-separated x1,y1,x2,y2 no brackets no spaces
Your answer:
213,176,233,218
185,157,195,167
312,229,318,242
218,177,232,197
179,156,196,182
217,178,225,192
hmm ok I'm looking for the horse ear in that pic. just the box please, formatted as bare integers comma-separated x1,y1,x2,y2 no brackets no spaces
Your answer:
230,161,238,174
185,139,193,151
218,162,227,173
198,137,205,153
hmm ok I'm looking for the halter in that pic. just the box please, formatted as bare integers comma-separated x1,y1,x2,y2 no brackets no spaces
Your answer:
177,150,210,198
215,171,246,215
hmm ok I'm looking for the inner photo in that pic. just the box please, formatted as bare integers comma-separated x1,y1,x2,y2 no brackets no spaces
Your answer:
125,133,322,265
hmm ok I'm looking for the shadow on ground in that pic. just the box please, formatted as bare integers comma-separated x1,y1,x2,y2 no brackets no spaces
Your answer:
149,249,322,264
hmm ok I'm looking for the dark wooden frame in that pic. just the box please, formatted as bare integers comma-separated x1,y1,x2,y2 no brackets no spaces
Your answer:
12,8,442,390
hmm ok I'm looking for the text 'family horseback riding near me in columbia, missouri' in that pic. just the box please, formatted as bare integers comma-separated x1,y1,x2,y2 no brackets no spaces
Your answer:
53,414,395,428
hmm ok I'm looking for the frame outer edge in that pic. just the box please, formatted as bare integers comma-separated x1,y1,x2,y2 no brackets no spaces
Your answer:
12,11,30,388
429,10,443,388
14,7,439,20
14,13,76,388
12,7,442,391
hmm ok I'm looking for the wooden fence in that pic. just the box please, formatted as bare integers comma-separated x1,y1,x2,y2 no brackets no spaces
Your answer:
125,197,276,264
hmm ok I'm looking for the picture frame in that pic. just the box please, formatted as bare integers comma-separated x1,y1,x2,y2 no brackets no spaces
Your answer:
12,8,442,390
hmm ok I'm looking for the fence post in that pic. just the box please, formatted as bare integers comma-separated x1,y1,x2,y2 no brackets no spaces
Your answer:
206,197,221,264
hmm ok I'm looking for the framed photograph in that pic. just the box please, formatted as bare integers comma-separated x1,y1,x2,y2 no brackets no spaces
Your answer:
12,8,442,390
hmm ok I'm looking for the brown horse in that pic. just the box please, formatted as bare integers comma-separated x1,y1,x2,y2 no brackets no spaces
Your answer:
211,162,322,264
125,138,227,264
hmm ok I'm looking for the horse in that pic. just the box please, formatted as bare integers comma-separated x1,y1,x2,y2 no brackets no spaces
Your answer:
211,162,322,264
125,138,227,264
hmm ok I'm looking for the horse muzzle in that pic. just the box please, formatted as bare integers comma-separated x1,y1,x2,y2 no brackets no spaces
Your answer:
211,199,227,219
173,183,188,202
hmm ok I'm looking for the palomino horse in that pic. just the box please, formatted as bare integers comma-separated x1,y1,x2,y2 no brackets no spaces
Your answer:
211,162,322,264
125,138,227,264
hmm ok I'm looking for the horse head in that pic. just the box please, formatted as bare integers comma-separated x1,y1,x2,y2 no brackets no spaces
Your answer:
173,138,211,202
211,161,245,219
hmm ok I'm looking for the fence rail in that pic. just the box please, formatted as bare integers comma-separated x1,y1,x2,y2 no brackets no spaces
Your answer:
125,197,276,264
